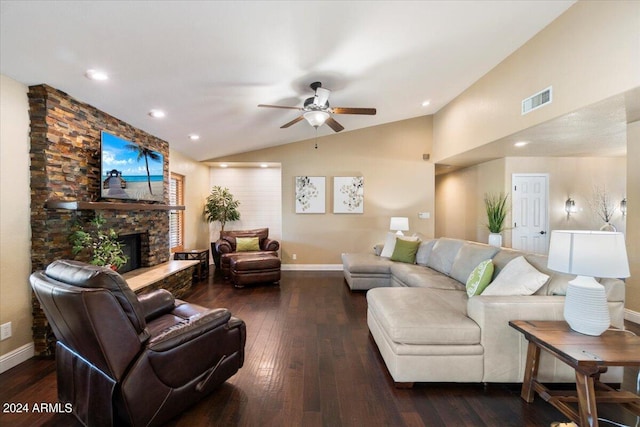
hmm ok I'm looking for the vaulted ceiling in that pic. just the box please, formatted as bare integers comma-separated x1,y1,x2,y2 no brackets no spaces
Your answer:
1,1,576,161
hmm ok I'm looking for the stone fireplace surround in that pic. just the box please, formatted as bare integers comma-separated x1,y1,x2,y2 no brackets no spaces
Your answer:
29,84,172,356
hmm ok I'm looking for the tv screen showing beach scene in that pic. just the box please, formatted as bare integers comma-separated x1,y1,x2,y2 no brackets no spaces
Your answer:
100,131,164,202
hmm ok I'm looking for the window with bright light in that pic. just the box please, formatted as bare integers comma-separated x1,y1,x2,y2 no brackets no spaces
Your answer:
169,173,184,252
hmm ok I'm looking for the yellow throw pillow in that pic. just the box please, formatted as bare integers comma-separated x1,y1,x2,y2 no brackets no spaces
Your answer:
236,237,260,252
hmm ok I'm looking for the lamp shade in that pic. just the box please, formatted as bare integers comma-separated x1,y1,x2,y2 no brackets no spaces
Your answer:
303,111,330,128
389,217,409,232
547,230,630,279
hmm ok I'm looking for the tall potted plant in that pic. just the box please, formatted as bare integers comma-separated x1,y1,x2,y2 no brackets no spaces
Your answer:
204,186,241,267
484,192,509,247
69,213,128,270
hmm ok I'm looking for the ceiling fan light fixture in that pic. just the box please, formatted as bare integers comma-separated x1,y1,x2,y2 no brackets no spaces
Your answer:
303,110,330,128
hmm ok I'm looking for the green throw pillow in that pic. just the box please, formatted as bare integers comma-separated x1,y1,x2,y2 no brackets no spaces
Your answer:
466,259,494,297
390,238,421,264
236,236,260,252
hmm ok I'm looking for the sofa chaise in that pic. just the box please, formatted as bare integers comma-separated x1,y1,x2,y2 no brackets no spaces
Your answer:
342,237,625,387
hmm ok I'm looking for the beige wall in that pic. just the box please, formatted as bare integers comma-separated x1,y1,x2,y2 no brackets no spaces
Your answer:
433,0,640,163
209,166,282,244
505,157,627,233
435,159,506,243
169,149,212,253
626,121,640,313
0,75,33,365
436,156,627,246
211,116,434,265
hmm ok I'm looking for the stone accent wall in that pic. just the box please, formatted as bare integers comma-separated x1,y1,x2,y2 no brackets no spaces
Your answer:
28,84,172,356
134,267,195,299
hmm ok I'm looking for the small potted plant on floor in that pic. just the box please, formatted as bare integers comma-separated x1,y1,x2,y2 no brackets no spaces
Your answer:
484,192,509,247
204,186,241,268
69,213,128,270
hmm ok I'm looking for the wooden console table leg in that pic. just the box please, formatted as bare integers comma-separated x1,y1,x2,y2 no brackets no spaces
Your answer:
521,341,541,403
575,371,598,427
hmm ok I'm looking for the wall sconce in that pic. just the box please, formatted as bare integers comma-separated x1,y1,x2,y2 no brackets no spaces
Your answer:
620,198,627,216
389,217,409,235
565,198,577,215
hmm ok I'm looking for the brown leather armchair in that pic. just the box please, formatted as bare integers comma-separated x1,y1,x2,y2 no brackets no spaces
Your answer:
214,227,280,275
30,259,246,427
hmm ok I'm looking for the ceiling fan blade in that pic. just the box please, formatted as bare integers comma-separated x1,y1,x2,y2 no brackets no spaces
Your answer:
258,104,303,111
281,116,304,129
331,107,377,115
325,117,344,132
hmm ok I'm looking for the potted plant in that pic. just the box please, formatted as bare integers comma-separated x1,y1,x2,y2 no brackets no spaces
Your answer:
204,186,241,267
484,192,509,247
69,213,128,270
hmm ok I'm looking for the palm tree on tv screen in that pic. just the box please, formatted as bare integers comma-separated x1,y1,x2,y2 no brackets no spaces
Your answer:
126,143,162,195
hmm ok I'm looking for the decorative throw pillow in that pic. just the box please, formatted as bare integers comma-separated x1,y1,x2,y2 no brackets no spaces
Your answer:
379,232,397,258
236,236,260,252
466,259,494,297
390,238,421,264
482,256,549,296
380,233,418,258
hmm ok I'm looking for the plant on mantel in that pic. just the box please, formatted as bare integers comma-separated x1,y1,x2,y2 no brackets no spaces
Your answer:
69,213,128,270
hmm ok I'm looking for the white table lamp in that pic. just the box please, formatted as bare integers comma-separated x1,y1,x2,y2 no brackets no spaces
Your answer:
389,217,409,236
547,230,630,336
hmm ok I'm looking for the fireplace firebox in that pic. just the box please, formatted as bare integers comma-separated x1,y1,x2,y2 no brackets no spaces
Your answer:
119,233,143,273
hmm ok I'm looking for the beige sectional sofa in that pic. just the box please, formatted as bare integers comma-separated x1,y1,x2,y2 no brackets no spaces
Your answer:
341,238,626,387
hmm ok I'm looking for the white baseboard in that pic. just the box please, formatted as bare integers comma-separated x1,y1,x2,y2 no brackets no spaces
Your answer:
281,264,343,271
0,342,34,374
625,308,640,325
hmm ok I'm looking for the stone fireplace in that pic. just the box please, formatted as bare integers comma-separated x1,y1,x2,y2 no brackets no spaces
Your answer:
29,84,172,356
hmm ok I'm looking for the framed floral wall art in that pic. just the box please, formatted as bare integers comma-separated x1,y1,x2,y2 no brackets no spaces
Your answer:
295,176,325,213
333,176,364,214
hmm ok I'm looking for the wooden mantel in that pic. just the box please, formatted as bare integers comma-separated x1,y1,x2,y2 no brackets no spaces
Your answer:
45,199,185,211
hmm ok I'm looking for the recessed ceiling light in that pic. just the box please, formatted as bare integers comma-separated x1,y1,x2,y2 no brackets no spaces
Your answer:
220,163,228,168
514,141,529,147
85,69,108,81
148,109,166,118
189,134,200,141
421,100,431,107
260,164,268,168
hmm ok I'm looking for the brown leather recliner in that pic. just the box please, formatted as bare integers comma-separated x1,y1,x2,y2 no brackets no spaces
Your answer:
30,259,246,427
214,227,280,276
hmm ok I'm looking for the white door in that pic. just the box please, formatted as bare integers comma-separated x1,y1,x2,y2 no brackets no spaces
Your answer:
511,174,549,254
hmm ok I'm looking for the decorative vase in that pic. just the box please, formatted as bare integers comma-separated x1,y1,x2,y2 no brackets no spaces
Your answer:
488,233,502,247
599,222,617,232
564,276,610,336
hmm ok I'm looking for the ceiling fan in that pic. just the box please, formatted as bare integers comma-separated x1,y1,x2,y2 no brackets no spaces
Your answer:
258,81,376,132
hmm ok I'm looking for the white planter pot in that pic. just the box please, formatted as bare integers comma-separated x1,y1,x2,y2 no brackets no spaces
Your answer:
488,233,502,247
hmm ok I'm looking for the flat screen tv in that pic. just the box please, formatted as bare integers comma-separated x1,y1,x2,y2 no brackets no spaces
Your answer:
100,131,164,202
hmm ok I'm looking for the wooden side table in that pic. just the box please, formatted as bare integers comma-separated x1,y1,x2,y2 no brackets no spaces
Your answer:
510,320,640,427
173,249,209,281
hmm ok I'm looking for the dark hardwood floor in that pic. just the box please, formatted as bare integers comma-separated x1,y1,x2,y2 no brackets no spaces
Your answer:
1,270,638,427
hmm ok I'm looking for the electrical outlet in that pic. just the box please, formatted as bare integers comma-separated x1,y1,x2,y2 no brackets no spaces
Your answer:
0,322,12,340
292,254,297,260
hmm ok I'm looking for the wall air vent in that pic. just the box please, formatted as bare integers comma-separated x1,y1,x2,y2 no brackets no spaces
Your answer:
522,86,552,115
